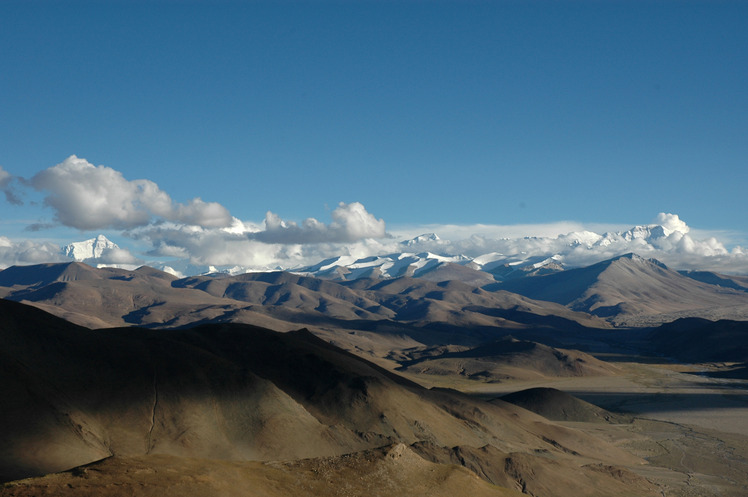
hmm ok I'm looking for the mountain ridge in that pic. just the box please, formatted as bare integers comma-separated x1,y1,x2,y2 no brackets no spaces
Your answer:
2,252,748,332
46,215,743,280
493,253,748,326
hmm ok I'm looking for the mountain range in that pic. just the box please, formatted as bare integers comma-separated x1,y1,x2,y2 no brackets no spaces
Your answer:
2,253,746,335
56,216,736,280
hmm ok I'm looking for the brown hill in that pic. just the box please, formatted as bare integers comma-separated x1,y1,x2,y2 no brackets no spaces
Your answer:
397,336,620,382
0,263,611,355
176,270,610,331
500,387,630,423
0,299,647,495
680,270,748,292
649,317,748,363
0,263,301,330
493,253,748,326
0,263,623,390
4,256,747,333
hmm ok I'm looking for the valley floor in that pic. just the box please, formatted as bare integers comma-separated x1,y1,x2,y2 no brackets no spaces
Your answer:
429,359,748,497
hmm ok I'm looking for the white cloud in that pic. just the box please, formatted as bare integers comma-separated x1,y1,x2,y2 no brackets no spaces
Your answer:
388,221,592,242
174,198,234,228
133,223,282,268
253,202,387,244
95,247,141,265
330,201,387,240
30,156,232,230
0,237,68,268
655,212,690,235
117,204,387,271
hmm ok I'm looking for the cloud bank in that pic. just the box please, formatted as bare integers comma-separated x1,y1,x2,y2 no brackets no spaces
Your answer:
118,211,748,275
1,156,747,275
393,213,748,274
129,202,389,270
0,237,68,266
254,202,386,244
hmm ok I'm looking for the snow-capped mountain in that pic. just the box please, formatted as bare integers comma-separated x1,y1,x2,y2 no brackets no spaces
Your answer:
400,233,442,247
593,224,671,248
293,219,694,283
293,250,565,284
295,252,475,281
62,234,119,261
58,215,718,281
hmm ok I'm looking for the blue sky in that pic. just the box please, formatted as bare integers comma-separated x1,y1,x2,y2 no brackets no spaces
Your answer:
1,1,747,273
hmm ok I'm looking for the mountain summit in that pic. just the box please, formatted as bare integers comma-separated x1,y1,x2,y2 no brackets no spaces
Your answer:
496,253,748,325
62,234,119,261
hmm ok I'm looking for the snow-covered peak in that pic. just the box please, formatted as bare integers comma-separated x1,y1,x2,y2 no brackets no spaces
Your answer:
400,233,441,247
623,224,667,241
160,266,184,278
532,255,562,269
471,252,505,265
560,231,603,247
62,234,119,261
293,250,474,281
598,223,673,246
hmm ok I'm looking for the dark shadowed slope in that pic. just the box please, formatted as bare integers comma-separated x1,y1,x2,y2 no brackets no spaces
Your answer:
680,270,748,292
1,298,654,496
648,318,748,363
0,299,365,480
500,387,631,423
397,336,620,382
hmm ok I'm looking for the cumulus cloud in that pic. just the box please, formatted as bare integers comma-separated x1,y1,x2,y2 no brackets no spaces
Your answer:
252,202,387,244
95,247,141,265
655,212,690,235
30,156,232,230
15,156,387,270
132,223,280,268
123,203,390,270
